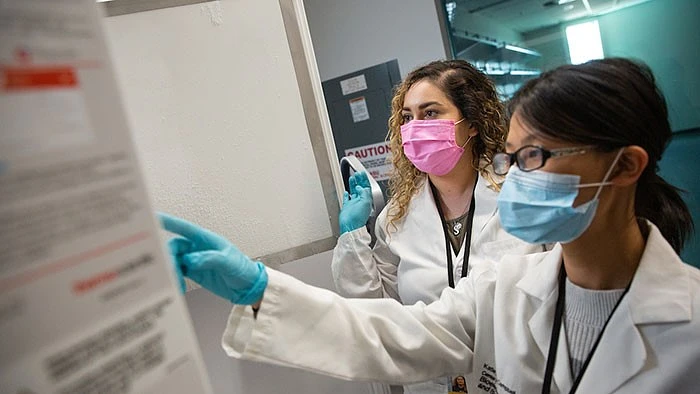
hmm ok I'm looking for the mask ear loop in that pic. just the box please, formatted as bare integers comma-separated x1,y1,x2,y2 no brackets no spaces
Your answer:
454,118,474,149
590,148,626,200
460,135,475,149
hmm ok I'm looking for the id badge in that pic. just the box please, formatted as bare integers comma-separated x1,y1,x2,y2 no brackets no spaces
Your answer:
448,374,469,393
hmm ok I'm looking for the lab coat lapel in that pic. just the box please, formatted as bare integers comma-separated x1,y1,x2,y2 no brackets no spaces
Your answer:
471,175,498,236
529,304,573,394
423,174,497,248
519,246,573,392
553,323,573,394
422,180,462,264
423,175,495,229
415,181,459,272
576,224,691,392
572,302,646,393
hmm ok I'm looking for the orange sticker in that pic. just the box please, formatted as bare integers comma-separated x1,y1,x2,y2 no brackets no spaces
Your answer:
2,66,77,90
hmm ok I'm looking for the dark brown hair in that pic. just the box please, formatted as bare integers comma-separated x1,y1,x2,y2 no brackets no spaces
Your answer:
508,58,693,253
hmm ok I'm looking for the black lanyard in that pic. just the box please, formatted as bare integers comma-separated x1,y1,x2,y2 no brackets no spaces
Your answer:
541,266,631,394
429,182,476,288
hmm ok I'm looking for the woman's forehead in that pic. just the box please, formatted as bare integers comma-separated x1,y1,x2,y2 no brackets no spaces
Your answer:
403,80,449,107
507,111,567,150
506,113,537,146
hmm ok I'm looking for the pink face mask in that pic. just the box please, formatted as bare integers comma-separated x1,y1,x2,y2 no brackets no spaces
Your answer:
400,118,468,175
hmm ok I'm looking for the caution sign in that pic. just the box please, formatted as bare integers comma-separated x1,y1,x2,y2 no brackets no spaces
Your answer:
344,141,392,181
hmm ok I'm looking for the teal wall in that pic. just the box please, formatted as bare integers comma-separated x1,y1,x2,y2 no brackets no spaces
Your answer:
598,0,700,132
522,0,699,262
524,0,700,132
601,0,699,263
658,130,699,266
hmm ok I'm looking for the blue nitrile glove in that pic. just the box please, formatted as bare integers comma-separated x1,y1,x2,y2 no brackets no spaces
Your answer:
339,171,372,234
167,239,188,294
159,212,268,305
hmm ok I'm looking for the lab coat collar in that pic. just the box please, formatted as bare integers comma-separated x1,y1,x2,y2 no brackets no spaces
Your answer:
515,243,563,301
571,221,692,393
626,223,692,325
516,222,691,324
516,221,691,393
573,225,689,393
420,173,498,237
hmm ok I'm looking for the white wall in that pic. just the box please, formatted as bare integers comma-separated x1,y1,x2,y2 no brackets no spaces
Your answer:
104,0,332,261
103,2,361,392
303,0,447,81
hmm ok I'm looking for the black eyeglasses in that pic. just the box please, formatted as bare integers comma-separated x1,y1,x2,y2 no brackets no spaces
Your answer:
492,145,594,176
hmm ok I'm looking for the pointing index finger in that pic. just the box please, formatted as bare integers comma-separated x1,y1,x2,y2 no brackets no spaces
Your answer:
158,212,227,248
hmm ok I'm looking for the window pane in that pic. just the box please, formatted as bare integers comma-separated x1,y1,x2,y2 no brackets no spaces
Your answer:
566,20,604,65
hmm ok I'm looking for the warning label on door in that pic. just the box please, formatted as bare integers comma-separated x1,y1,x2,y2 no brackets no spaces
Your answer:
344,141,392,181
349,96,370,123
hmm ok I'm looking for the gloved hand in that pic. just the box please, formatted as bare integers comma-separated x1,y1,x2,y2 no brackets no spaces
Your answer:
159,212,268,305
339,171,372,234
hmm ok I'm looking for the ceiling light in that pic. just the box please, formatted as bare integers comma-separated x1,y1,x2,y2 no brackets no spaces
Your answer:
510,70,541,76
543,0,576,6
504,44,540,56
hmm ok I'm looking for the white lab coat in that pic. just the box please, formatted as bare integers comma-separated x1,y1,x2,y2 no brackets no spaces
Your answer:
222,222,700,394
332,175,545,394
332,174,545,306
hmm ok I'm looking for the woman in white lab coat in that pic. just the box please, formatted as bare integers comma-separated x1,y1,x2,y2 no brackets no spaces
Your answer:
334,61,544,393
334,60,543,306
161,58,698,393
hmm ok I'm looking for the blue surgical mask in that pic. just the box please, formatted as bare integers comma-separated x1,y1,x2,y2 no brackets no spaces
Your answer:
496,149,623,244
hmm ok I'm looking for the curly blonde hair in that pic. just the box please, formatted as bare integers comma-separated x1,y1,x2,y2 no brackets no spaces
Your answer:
386,60,507,231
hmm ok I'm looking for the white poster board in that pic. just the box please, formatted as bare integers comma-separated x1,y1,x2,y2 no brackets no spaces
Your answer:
0,1,212,392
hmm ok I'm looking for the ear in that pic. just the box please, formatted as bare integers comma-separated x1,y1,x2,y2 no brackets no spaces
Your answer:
457,123,479,147
467,124,479,137
610,146,648,187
